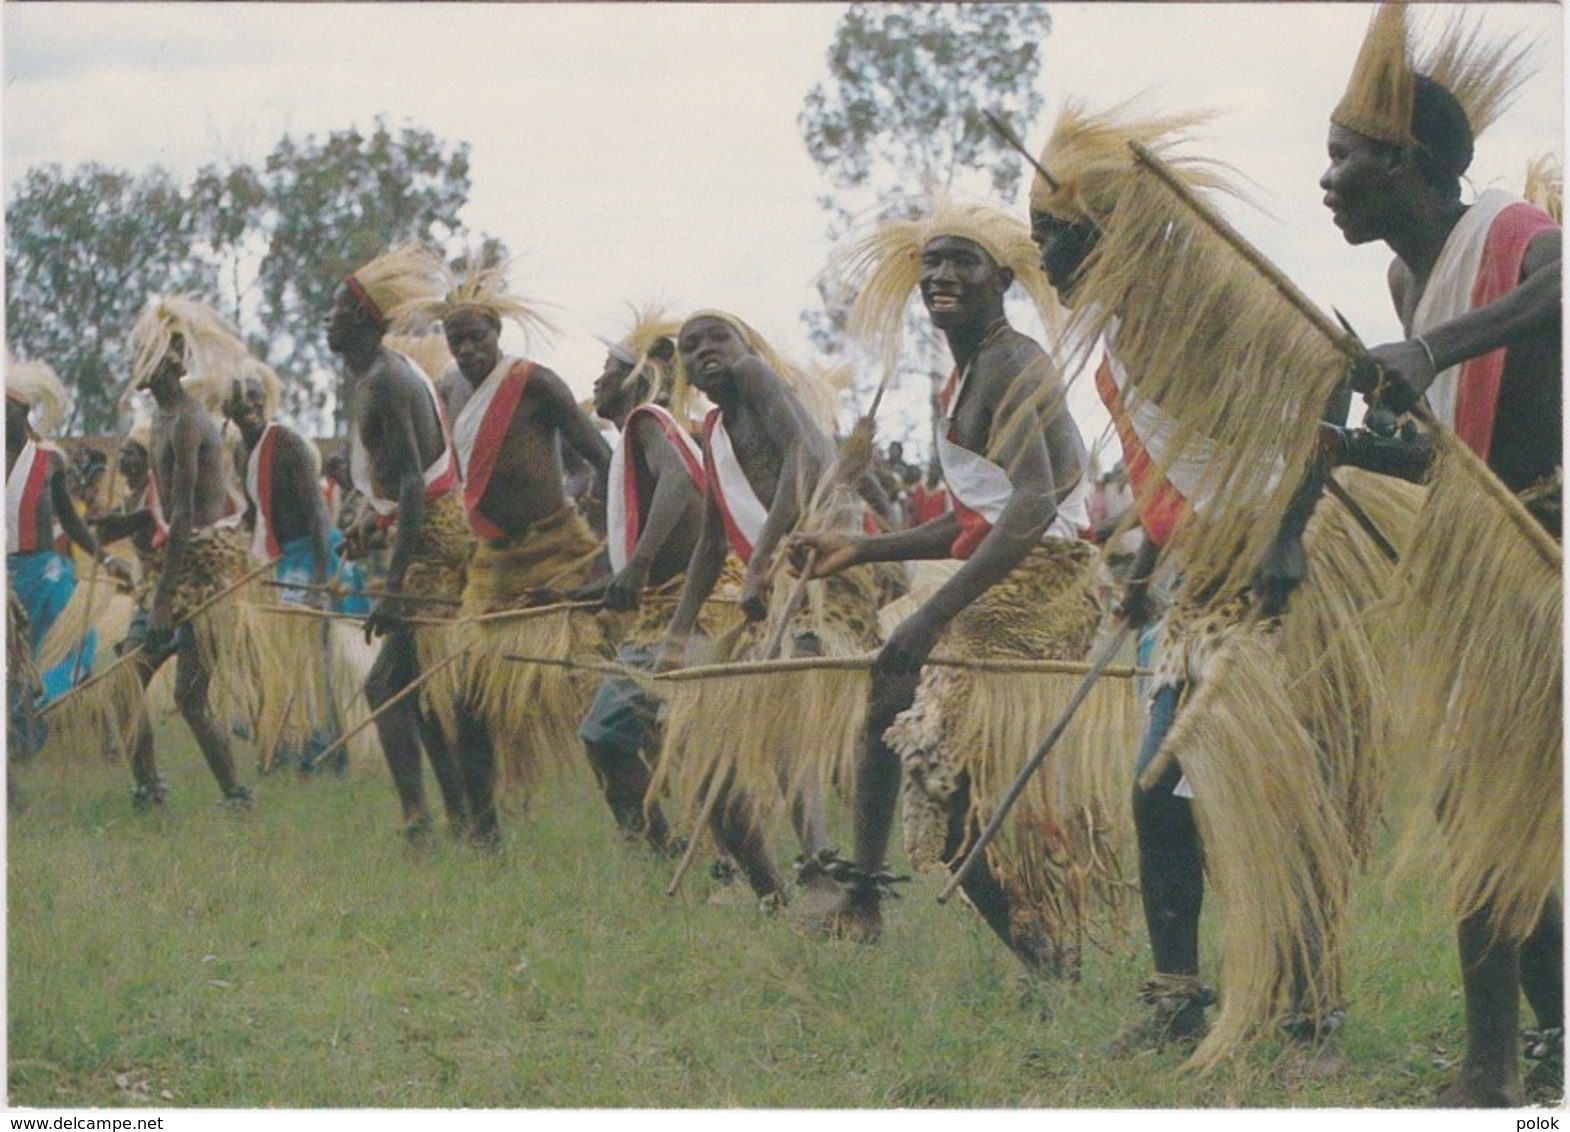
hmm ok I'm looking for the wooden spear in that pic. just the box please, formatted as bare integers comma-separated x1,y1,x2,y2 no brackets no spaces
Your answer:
937,624,1131,904
295,647,470,772
40,553,280,718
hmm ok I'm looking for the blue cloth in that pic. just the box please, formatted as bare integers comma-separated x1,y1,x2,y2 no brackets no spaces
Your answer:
273,530,371,615
270,532,351,774
578,643,658,754
8,550,97,707
1135,681,1182,782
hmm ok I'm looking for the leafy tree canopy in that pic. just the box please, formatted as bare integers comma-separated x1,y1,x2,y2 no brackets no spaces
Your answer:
6,118,496,436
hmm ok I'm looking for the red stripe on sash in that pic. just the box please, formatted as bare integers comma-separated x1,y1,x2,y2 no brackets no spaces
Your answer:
463,360,534,539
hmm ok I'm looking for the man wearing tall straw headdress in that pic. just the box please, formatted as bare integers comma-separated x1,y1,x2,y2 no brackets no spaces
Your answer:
6,358,129,728
112,296,258,810
328,244,472,840
395,255,612,846
574,308,702,850
221,357,345,775
654,309,884,905
1026,96,1431,1066
1320,4,1561,1106
787,196,1116,975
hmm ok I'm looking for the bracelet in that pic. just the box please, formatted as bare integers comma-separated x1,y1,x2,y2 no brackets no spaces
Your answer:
1413,334,1439,377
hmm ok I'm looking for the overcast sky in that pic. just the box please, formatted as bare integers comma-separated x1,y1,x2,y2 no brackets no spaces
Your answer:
3,2,1563,462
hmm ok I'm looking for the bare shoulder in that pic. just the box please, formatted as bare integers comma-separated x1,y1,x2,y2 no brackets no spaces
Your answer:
982,327,1057,403
1523,226,1561,276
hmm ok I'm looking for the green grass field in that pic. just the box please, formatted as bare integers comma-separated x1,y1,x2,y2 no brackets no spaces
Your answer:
3,717,1547,1110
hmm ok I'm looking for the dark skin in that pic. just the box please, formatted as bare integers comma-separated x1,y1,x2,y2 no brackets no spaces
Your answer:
1322,120,1564,1108
223,375,330,595
444,308,610,540
575,343,700,849
1322,124,1562,493
658,314,838,895
435,307,612,843
6,397,126,585
118,347,248,802
662,316,833,642
788,236,1085,954
587,344,702,609
91,439,159,570
327,283,470,837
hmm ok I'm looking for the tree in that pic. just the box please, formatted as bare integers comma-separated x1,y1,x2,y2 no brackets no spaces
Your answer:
251,119,484,431
5,164,216,434
6,119,498,436
799,3,1054,452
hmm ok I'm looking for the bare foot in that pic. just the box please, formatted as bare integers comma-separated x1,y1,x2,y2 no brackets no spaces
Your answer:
1434,1068,1524,1108
791,886,882,943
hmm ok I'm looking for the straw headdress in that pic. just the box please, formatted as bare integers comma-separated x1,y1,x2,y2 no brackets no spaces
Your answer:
383,333,455,382
342,242,449,334
1030,97,1225,224
419,254,558,346
1331,3,1534,154
603,303,688,419
6,355,69,437
837,193,1063,382
1524,153,1562,224
127,295,251,407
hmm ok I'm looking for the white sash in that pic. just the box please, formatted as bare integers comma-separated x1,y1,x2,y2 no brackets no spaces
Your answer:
350,352,456,517
1410,189,1517,431
709,416,768,555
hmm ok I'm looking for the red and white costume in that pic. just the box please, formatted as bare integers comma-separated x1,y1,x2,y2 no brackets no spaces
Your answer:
606,403,705,572
6,439,58,553
1411,188,1558,463
1093,315,1281,547
350,352,459,526
449,355,536,540
701,410,772,564
935,363,1091,559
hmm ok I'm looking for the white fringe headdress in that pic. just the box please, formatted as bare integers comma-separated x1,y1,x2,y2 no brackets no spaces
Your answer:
1030,96,1225,224
403,253,558,347
603,303,688,420
383,333,455,381
6,355,69,437
839,192,1063,383
128,295,250,404
1331,3,1534,151
342,243,449,335
1524,153,1563,224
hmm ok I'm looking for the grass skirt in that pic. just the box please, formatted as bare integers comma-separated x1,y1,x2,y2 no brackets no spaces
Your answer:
886,539,1138,967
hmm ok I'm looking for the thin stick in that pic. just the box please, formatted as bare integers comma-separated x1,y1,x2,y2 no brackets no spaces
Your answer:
258,578,460,605
937,624,1131,905
1128,140,1362,364
40,554,280,718
666,772,725,897
303,647,470,771
501,653,653,681
1129,139,1560,570
260,689,299,775
1323,475,1399,564
655,651,1145,683
983,108,1058,193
